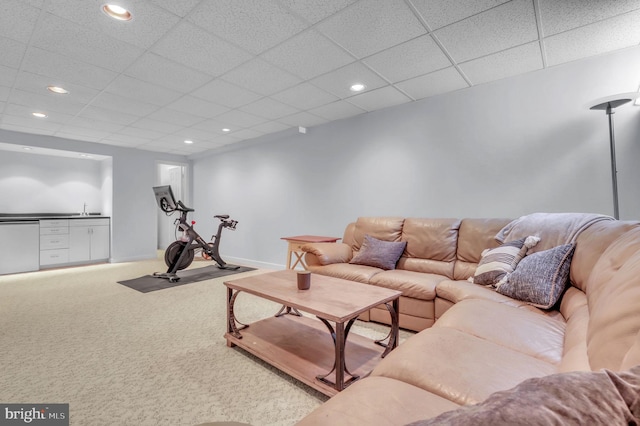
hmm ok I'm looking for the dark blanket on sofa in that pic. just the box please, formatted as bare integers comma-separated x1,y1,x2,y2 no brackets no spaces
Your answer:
407,366,640,425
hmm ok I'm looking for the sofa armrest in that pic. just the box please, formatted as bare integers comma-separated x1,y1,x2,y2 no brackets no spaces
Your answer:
302,242,353,265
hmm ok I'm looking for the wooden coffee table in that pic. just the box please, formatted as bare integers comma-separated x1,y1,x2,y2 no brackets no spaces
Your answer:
224,270,401,396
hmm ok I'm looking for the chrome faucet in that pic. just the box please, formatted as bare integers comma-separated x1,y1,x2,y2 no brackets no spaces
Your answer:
82,203,88,216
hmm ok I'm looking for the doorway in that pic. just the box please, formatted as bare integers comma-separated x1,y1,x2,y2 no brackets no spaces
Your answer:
157,162,188,249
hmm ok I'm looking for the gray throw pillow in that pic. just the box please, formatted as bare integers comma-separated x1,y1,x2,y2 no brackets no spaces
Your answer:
349,234,406,270
406,366,640,426
496,243,575,309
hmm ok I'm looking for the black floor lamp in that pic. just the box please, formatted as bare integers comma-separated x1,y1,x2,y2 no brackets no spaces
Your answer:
589,93,637,220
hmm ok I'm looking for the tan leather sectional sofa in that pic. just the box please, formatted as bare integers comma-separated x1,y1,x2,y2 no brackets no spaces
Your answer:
297,215,640,424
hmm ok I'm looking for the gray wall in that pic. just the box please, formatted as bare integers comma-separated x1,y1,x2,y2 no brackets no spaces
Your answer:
0,129,189,262
192,46,640,268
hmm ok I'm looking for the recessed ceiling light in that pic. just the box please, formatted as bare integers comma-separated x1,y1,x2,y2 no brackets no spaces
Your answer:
102,4,132,21
47,86,69,94
222,128,231,132
350,83,366,92
184,140,193,144
32,112,47,118
23,147,33,151
80,154,92,159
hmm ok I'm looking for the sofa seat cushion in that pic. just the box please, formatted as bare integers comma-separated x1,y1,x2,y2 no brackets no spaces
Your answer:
408,366,640,426
436,279,541,312
296,376,460,426
434,299,565,364
305,263,382,284
369,270,446,300
371,327,557,405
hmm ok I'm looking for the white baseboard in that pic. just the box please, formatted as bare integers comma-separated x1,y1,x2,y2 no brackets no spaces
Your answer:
222,255,284,271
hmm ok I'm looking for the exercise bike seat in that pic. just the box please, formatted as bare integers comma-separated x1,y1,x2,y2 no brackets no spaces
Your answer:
215,214,230,220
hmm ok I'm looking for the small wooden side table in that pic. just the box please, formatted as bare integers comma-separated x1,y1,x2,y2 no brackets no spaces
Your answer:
281,235,341,269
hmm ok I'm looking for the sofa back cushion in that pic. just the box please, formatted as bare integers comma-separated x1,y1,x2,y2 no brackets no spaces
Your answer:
454,218,511,280
570,220,638,292
350,217,405,251
397,218,460,278
586,226,640,371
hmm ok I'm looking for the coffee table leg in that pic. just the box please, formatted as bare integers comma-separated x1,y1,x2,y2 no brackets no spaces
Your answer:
227,288,248,342
274,305,302,317
316,317,359,391
374,298,400,358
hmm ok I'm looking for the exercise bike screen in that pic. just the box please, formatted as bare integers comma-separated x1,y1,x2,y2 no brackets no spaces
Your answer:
153,185,178,212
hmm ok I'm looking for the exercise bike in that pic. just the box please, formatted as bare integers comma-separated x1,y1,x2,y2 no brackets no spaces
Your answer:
152,185,239,282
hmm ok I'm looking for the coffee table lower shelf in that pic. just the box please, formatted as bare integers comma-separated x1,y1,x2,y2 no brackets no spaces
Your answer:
225,314,387,397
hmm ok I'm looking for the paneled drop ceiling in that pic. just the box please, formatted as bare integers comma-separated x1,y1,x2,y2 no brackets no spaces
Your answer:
1,0,639,155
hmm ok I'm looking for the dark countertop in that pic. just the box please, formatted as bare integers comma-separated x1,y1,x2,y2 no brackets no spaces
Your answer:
0,214,110,222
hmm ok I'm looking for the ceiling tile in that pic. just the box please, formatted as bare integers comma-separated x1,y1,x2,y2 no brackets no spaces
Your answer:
165,95,229,119
410,0,511,30
77,105,141,126
278,111,328,127
0,0,40,43
229,128,264,141
0,65,17,87
54,127,111,142
309,100,367,121
2,115,59,133
545,10,640,67
310,62,388,99
221,58,302,96
363,35,451,83
130,117,184,134
31,13,143,73
346,86,411,111
191,79,262,109
104,75,184,106
13,71,101,104
0,120,58,135
539,0,640,36
4,102,75,124
261,30,354,80
99,134,150,148
215,109,268,128
278,0,358,24
395,67,468,100
8,89,86,116
44,0,181,49
21,47,118,89
90,92,159,117
192,119,236,135
251,120,290,134
146,0,202,17
317,0,426,58
460,41,543,85
271,83,339,110
0,36,27,69
240,98,300,120
125,52,213,93
434,0,538,62
187,0,308,54
66,117,125,132
145,108,205,128
152,21,253,77
114,126,165,141
0,87,9,102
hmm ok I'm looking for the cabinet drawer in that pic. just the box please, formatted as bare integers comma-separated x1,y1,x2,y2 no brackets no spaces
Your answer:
40,249,69,265
70,218,109,227
40,234,69,250
40,219,69,228
40,226,69,235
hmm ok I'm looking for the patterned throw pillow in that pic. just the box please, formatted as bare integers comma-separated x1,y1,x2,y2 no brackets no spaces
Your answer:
349,234,407,270
472,236,540,287
496,243,575,309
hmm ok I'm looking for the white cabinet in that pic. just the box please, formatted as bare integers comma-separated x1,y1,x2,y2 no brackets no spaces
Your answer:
69,219,110,262
0,222,39,274
40,219,70,266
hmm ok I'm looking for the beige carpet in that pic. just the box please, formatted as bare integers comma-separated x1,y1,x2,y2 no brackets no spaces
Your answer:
0,255,413,425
